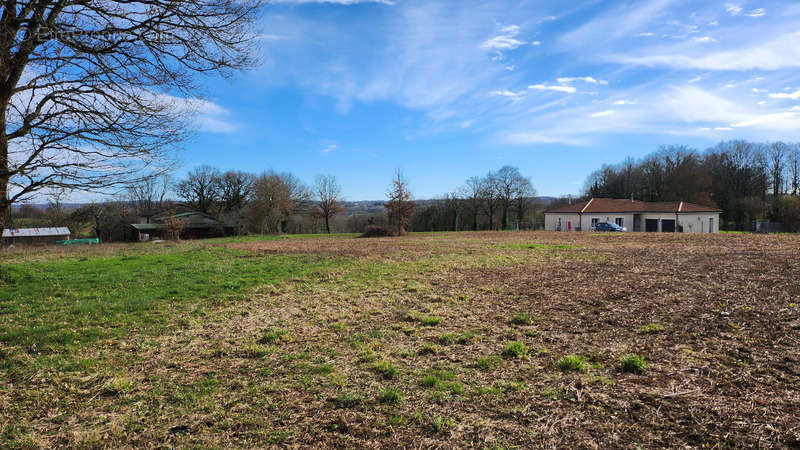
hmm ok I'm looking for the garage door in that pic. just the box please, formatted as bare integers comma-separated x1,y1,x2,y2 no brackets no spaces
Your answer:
645,219,658,232
662,219,676,233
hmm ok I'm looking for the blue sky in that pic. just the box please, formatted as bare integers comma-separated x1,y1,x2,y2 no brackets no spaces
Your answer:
184,0,800,200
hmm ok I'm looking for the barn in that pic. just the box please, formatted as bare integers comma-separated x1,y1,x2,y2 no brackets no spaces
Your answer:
2,227,71,245
544,198,721,233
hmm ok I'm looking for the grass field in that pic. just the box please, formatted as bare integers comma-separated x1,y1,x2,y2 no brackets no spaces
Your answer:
1,232,799,448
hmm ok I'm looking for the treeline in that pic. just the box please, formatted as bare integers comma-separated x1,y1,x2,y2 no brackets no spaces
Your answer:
7,165,541,240
583,141,800,231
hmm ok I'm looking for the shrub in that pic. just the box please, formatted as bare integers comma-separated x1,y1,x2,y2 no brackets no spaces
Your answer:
360,225,392,238
558,354,587,372
373,360,400,379
619,354,648,374
378,387,403,404
640,323,666,334
510,313,533,325
501,341,529,359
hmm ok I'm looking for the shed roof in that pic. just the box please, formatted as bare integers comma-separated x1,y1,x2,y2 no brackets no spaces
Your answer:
2,227,71,238
546,198,721,214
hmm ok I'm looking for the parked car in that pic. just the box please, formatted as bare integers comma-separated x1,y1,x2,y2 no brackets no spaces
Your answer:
592,222,626,232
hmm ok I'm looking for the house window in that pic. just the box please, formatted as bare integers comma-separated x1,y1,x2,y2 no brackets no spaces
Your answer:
591,218,599,227
556,217,561,231
709,217,713,233
615,218,624,227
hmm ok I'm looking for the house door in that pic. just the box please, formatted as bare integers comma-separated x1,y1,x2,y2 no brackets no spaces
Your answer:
709,217,713,233
662,219,676,232
645,219,658,232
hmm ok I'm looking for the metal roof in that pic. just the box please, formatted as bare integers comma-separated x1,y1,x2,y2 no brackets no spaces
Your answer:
2,227,71,238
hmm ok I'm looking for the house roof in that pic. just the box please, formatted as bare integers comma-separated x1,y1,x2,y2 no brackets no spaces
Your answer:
2,227,70,238
546,198,721,214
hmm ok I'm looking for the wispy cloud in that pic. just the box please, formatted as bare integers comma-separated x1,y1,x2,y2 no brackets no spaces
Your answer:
746,8,766,18
528,84,576,93
321,144,338,154
616,31,800,70
489,89,524,101
481,24,526,50
590,110,615,118
724,3,742,16
557,76,607,85
693,36,717,43
769,90,800,100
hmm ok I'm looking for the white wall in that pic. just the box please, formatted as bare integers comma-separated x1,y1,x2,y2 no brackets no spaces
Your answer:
545,212,721,232
544,213,581,231
581,213,635,231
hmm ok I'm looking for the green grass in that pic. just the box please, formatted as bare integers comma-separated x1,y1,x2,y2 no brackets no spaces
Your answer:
0,246,334,353
640,323,666,334
501,341,529,358
421,316,443,326
378,387,403,404
373,360,401,379
558,354,587,372
619,354,648,374
510,313,533,325
496,243,576,250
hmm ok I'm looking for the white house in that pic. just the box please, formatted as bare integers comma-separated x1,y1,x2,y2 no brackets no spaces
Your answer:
544,198,721,233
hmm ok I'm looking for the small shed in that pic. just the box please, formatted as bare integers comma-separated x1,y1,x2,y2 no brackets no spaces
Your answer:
2,227,71,246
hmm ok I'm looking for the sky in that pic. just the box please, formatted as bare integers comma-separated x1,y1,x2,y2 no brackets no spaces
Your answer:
182,0,800,200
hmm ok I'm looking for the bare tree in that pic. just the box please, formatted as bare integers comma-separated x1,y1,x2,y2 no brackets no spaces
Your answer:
767,142,789,197
0,0,262,227
175,165,222,213
385,170,414,236
219,170,254,213
460,176,484,231
248,172,310,234
314,174,343,234
480,173,500,230
127,174,170,221
789,144,800,196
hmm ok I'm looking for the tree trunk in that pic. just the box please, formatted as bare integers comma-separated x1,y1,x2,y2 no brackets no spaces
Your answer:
325,215,330,234
0,117,9,230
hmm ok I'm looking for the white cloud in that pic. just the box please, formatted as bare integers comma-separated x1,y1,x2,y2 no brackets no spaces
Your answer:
489,89,524,101
746,8,766,17
557,76,608,85
693,36,717,43
725,3,742,16
617,31,800,70
528,84,576,93
715,127,733,131
532,41,541,46
321,144,338,154
731,112,799,128
613,100,634,105
481,24,526,50
769,90,800,100
537,15,557,24
481,35,526,50
590,110,615,117
636,32,655,37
